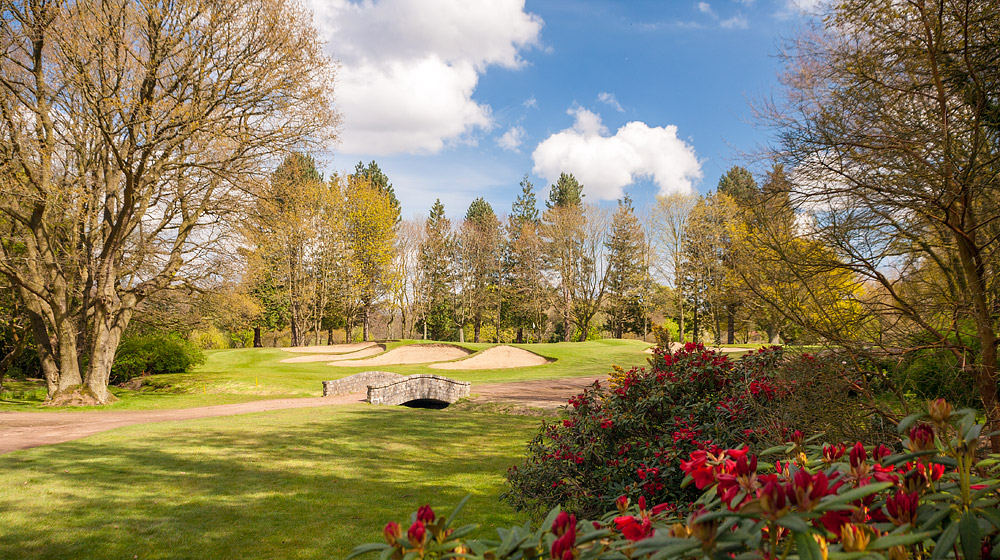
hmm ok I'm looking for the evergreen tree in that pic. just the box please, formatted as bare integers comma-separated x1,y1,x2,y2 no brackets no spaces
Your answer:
352,161,401,222
505,176,545,342
459,198,501,342
543,173,586,341
604,196,647,338
418,200,455,340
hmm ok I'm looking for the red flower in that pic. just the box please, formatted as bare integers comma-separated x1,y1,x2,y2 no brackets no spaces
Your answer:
383,521,402,545
416,505,435,524
615,495,629,512
789,468,835,512
907,423,935,452
552,511,576,536
885,491,919,526
614,515,653,541
551,529,575,560
407,521,426,545
823,444,846,464
849,442,867,469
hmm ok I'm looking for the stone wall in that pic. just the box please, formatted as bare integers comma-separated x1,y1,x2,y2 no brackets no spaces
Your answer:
322,371,405,397
367,374,471,406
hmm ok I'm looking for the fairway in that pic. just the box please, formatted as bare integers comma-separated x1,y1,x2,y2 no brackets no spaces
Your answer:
0,405,542,559
1,339,652,412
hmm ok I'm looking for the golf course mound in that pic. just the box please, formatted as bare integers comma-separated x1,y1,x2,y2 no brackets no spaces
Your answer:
327,343,472,366
429,345,552,370
281,342,377,354
279,344,386,364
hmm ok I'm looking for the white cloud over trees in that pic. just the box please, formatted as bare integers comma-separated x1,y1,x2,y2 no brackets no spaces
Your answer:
531,108,702,200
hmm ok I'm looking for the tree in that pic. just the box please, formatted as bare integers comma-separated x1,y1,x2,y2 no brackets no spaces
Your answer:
569,205,611,342
652,193,697,342
504,176,546,343
763,0,1000,448
716,166,759,344
352,161,400,223
604,196,647,338
418,200,455,340
681,194,736,345
458,198,501,342
0,0,336,404
543,173,586,341
343,176,399,342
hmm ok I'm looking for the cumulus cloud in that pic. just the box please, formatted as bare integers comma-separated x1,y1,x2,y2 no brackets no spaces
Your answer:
597,92,624,112
531,108,702,200
497,126,526,151
307,0,543,155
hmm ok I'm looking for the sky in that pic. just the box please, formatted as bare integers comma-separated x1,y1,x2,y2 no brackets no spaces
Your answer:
305,0,826,220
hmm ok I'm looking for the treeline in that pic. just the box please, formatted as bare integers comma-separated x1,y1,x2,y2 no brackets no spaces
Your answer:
184,155,822,348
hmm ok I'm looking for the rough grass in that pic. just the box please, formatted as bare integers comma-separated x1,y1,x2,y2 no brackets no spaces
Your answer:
0,405,542,559
1,339,653,411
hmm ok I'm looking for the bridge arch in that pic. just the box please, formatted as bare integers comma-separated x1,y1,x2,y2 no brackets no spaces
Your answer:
366,374,471,406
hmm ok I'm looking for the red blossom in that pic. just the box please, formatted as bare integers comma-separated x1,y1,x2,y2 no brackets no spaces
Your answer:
407,521,426,545
614,515,653,541
416,505,435,524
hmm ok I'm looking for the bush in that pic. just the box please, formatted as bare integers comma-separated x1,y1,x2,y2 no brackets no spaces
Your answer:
351,400,1000,560
111,334,206,384
188,325,229,349
502,343,789,519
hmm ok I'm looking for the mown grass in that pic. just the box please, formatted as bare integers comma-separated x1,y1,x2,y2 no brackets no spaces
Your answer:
0,405,543,559
1,339,653,411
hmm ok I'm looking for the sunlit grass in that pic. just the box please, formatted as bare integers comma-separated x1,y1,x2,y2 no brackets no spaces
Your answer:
0,405,542,559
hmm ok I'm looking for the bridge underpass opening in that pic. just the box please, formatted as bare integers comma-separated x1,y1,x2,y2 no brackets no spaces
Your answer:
400,398,451,409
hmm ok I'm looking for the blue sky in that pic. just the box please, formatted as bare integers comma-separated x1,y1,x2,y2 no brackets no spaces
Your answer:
306,0,823,220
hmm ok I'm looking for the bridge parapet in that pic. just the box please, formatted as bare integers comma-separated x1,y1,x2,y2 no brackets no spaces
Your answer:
322,371,405,397
367,374,471,406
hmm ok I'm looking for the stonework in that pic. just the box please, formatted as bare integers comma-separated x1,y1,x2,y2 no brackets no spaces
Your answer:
322,371,405,397
366,374,471,406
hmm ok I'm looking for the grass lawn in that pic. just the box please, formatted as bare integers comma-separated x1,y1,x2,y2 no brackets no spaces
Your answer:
1,339,653,411
0,405,543,559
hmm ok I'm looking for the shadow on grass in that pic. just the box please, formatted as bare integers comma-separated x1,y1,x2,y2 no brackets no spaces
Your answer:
0,407,540,559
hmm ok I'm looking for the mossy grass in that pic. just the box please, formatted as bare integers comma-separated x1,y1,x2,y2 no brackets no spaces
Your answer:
0,405,541,559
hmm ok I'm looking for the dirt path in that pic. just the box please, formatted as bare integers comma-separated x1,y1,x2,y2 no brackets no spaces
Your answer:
0,376,604,455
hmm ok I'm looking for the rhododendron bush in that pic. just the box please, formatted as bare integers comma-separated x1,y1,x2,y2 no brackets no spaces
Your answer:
502,343,788,518
350,401,1000,559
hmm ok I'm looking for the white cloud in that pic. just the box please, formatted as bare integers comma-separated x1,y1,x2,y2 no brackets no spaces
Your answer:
307,0,543,155
497,126,526,151
531,108,702,201
697,2,716,17
523,96,538,109
720,14,749,28
597,92,624,112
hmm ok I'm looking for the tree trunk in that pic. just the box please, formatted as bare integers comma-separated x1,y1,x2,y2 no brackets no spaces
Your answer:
726,304,735,345
473,315,481,343
253,327,263,348
290,306,301,347
327,328,334,345
362,305,371,342
516,327,524,344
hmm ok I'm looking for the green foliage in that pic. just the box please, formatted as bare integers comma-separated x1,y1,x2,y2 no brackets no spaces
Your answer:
354,402,1000,560
352,160,400,222
189,325,230,350
419,199,456,340
502,344,787,519
546,172,584,209
111,334,206,384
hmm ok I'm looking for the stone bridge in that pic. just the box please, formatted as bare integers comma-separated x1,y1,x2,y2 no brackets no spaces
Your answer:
323,372,471,406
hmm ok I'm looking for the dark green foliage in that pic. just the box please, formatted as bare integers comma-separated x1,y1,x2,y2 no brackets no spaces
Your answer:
419,199,455,340
502,344,787,519
111,334,206,384
546,172,584,209
352,160,400,222
605,195,648,338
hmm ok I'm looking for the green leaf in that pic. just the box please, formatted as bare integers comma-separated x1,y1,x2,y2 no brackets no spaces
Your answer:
918,506,953,532
870,531,935,549
958,511,980,560
778,515,812,533
930,522,959,560
761,445,791,456
979,507,1000,531
345,543,391,559
445,495,472,527
816,482,893,510
884,450,939,467
897,412,925,434
963,424,984,445
796,531,822,560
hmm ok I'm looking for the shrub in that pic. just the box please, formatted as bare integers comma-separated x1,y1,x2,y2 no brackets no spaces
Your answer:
188,325,229,349
502,343,789,519
111,334,206,384
351,400,1000,560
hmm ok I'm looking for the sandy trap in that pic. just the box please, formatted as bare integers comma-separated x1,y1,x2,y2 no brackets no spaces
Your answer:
281,342,377,354
279,345,386,364
430,345,552,370
327,343,472,366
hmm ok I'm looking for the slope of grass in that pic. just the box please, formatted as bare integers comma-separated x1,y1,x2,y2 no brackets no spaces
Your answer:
0,405,541,559
1,339,652,411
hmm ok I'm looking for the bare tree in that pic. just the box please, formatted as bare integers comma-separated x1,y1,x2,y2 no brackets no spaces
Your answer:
652,193,697,341
761,0,1000,449
0,0,337,404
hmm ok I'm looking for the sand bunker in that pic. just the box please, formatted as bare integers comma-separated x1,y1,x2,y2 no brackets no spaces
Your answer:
327,344,472,366
279,345,386,364
430,345,552,370
281,343,377,354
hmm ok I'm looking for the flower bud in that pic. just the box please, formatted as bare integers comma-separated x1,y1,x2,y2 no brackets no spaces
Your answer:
383,521,402,545
407,521,426,545
814,534,829,560
888,545,909,560
416,505,435,524
615,495,629,512
790,430,804,447
885,491,919,526
552,511,576,537
907,423,935,452
840,524,871,552
849,442,867,469
928,399,953,423
758,479,788,518
823,444,846,464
